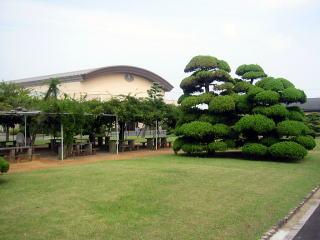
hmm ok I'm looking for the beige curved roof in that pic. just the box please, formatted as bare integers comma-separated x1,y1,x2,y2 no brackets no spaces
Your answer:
11,65,173,92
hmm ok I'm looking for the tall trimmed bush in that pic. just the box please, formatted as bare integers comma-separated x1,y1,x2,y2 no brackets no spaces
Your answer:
0,157,9,173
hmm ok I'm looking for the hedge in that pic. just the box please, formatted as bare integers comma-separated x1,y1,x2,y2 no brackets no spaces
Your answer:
242,143,268,157
269,141,307,161
0,157,9,173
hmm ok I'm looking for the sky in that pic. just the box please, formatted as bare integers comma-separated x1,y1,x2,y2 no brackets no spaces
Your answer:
0,0,319,100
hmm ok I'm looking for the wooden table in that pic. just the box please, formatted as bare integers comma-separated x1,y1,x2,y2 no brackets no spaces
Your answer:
145,137,168,149
73,143,93,156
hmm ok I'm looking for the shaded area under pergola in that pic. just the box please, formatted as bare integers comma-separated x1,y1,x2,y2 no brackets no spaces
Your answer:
0,110,119,160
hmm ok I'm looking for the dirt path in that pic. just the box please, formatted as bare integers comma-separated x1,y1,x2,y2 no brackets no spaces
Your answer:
8,148,173,174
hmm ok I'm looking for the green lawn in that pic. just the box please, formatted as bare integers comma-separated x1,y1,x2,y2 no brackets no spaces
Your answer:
1,141,319,240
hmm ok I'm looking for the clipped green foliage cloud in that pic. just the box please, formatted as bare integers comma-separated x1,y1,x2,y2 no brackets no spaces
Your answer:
209,95,235,113
234,114,276,134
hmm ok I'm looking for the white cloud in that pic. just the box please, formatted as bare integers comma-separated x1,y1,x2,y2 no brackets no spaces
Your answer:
222,23,239,39
256,0,313,9
267,34,294,51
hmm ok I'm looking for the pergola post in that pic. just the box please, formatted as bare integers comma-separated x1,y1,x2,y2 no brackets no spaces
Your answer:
155,120,158,150
116,115,119,155
24,115,27,147
61,122,64,161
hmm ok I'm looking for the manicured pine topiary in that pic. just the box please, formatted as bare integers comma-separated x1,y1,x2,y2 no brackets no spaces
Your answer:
235,69,312,161
175,55,314,161
176,55,235,154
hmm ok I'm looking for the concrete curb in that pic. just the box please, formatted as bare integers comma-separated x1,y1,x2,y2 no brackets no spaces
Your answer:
261,186,320,240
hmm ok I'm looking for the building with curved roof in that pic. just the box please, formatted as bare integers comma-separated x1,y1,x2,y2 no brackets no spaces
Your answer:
11,65,173,99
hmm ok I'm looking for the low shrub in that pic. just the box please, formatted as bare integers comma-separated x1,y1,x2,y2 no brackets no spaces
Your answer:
242,143,268,157
293,135,316,150
173,138,185,154
208,141,228,152
181,143,206,154
269,141,307,161
0,157,9,173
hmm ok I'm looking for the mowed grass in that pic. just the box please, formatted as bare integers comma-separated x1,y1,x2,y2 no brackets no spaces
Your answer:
1,140,320,240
